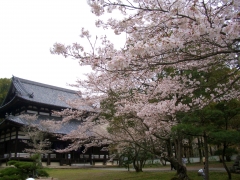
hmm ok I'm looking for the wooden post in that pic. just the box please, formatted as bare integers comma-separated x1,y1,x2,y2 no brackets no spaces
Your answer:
14,129,18,158
90,148,92,165
103,154,106,165
47,153,50,165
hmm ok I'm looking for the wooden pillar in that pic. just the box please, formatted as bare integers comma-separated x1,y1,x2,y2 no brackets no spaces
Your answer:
93,147,95,165
103,154,106,165
0,130,2,158
89,149,92,165
47,153,50,165
3,129,6,154
9,128,12,158
14,129,19,158
68,153,71,166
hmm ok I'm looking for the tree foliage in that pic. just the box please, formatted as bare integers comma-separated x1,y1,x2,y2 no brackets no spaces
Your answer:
50,1,240,179
0,157,49,180
0,78,11,105
19,114,54,168
174,99,240,180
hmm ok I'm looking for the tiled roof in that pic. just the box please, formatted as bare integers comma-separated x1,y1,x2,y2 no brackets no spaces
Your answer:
6,115,81,135
11,76,90,110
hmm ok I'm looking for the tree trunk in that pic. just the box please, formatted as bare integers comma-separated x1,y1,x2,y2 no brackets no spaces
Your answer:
166,139,175,170
166,139,173,157
217,144,222,163
200,137,204,156
197,137,203,163
203,133,209,180
188,137,193,158
159,157,166,166
222,143,232,180
209,146,213,156
133,159,143,172
168,157,190,180
176,135,183,165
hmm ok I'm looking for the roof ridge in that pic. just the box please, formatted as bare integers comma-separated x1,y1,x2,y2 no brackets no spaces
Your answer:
13,77,33,97
13,76,78,94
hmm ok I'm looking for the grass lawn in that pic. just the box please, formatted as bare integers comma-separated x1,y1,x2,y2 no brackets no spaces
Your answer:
45,163,240,180
1,161,238,179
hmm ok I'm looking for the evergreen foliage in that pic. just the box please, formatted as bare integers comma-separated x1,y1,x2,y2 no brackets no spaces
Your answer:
0,78,11,105
0,155,49,180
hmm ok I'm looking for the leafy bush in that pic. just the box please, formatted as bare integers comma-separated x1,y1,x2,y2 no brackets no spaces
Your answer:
0,159,40,180
7,160,36,174
0,167,26,180
37,169,49,177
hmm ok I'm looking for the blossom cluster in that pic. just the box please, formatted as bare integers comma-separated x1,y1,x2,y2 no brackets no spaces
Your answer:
50,0,240,153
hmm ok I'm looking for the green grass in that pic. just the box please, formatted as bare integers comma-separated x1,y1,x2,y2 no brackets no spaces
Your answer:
1,161,238,180
143,161,233,168
45,168,240,180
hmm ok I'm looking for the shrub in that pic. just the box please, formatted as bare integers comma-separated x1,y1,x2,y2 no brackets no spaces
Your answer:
0,160,39,180
37,169,49,177
7,160,36,175
0,167,26,180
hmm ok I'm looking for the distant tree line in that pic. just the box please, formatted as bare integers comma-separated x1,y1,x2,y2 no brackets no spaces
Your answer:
0,78,11,105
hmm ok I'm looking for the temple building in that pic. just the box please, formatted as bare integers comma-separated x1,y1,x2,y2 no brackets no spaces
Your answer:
0,76,109,167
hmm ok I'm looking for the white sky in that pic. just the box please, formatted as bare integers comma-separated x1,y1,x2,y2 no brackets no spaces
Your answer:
0,0,124,89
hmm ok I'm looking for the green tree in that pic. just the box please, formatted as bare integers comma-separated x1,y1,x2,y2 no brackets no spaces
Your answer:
174,100,240,180
209,100,240,180
0,78,11,105
118,144,154,172
174,105,223,179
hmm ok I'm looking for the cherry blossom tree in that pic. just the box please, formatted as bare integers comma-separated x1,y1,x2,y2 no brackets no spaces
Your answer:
20,114,59,167
51,1,240,179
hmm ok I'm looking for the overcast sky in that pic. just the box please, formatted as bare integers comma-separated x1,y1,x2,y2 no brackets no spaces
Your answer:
0,0,123,89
